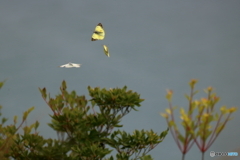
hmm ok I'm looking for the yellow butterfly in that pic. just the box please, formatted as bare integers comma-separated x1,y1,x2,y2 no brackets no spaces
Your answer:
91,23,105,41
103,45,110,57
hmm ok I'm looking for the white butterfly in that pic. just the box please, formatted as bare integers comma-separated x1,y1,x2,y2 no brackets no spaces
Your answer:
59,62,81,68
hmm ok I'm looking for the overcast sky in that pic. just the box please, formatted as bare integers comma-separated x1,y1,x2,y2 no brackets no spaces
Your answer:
0,1,240,159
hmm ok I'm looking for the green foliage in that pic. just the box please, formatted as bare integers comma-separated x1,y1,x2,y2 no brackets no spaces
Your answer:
88,86,144,111
10,134,70,160
0,80,167,159
1,78,237,160
0,80,37,160
106,129,168,160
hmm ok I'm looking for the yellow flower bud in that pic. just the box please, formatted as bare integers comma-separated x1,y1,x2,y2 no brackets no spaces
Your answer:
207,86,213,92
189,79,198,89
166,89,173,101
220,106,228,114
229,107,237,113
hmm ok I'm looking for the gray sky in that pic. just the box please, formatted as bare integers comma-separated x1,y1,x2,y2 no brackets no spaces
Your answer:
0,1,240,159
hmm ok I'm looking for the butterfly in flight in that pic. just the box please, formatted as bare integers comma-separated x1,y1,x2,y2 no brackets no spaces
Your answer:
59,62,81,68
91,23,105,41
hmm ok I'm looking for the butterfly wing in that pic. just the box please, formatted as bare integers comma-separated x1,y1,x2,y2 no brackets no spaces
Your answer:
103,45,110,57
60,63,81,68
59,64,65,68
92,23,105,41
72,63,81,68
